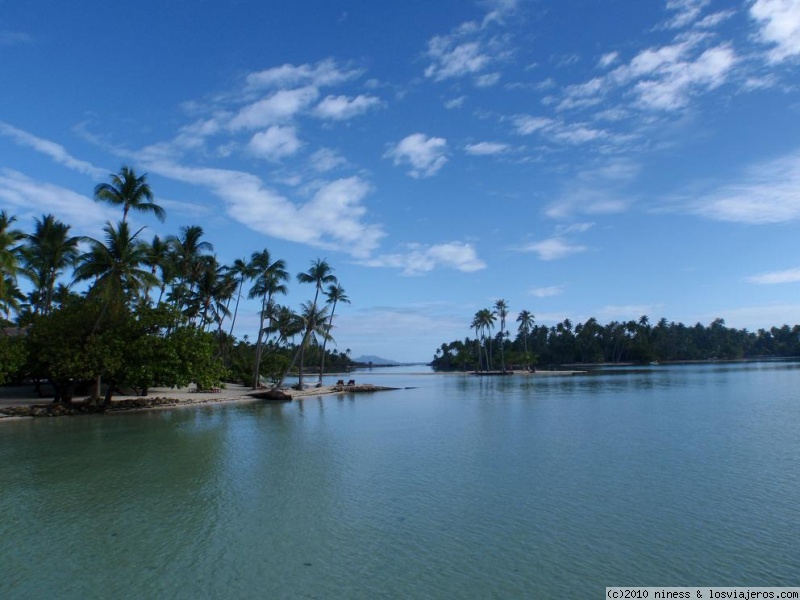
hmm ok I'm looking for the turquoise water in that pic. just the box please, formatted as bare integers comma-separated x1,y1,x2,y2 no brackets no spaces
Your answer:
1,362,799,598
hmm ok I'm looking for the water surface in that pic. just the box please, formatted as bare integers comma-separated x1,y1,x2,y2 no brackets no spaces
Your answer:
2,362,799,598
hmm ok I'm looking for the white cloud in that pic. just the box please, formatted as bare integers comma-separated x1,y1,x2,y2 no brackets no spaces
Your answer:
0,169,117,231
519,237,588,260
632,44,736,110
545,160,639,219
663,0,711,29
313,94,382,120
444,96,466,109
746,267,800,284
465,141,510,155
309,148,348,172
513,115,555,134
0,122,106,177
685,150,800,224
750,0,800,62
385,133,449,178
142,160,383,257
530,285,565,297
475,72,501,87
228,87,319,130
245,58,363,90
425,40,491,81
362,242,486,275
248,125,302,161
598,52,619,69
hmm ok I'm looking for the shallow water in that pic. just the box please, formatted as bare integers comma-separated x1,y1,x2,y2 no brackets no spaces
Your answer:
2,362,799,598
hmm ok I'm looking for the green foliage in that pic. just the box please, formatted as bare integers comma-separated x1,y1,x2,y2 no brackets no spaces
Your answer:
0,333,27,385
432,316,800,370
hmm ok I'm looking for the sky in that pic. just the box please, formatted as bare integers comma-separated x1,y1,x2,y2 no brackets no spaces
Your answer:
1,0,800,362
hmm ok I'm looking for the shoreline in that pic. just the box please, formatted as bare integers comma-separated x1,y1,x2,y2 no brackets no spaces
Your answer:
0,382,394,421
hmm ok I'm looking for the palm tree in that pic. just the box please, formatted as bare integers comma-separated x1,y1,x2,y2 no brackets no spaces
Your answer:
73,221,157,315
516,310,535,371
20,214,81,315
248,249,289,388
143,234,170,305
94,165,165,223
275,302,330,390
226,257,254,340
475,308,496,371
494,299,509,372
297,258,337,309
0,211,25,318
318,283,350,385
167,225,213,313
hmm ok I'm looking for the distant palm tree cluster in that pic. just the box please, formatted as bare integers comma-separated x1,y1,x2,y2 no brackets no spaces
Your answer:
434,306,800,371
0,165,351,395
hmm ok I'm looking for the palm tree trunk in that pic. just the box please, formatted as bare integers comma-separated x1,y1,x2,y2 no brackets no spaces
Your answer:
317,302,337,385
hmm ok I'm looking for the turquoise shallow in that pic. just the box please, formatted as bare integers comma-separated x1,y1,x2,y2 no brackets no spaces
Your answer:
2,362,799,599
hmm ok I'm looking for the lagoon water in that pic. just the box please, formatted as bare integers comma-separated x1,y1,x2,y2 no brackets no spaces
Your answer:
2,362,799,598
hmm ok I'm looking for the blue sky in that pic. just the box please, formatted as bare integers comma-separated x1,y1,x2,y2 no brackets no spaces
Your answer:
2,0,800,362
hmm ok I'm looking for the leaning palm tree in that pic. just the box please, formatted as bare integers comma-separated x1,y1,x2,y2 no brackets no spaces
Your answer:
274,302,330,390
249,249,289,388
94,165,165,223
297,258,337,310
494,299,509,372
20,214,81,316
317,283,350,385
73,220,158,317
225,257,254,340
516,310,535,371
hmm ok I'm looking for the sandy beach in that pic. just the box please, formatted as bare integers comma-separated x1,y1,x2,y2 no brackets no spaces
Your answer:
0,382,384,420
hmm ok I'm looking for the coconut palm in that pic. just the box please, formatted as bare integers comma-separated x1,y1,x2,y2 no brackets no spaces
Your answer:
94,165,165,223
317,283,350,385
143,234,170,305
275,302,330,390
167,225,213,313
494,299,509,372
226,257,254,340
20,214,81,316
73,221,157,315
248,249,289,388
0,211,25,318
475,308,496,371
516,310,535,370
297,258,337,309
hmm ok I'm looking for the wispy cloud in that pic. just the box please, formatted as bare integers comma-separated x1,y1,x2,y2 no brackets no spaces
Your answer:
313,94,382,120
0,31,33,45
229,87,319,130
361,242,486,275
545,160,639,219
248,125,302,161
750,0,800,63
385,133,449,178
529,285,565,297
683,150,800,224
0,122,106,178
464,141,510,155
518,237,588,261
245,58,363,90
746,267,800,285
142,160,384,258
0,169,116,231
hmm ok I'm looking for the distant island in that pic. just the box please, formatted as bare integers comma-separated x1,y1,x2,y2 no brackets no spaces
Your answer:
351,355,401,366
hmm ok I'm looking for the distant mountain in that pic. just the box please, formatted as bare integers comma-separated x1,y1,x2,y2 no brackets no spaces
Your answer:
352,355,401,366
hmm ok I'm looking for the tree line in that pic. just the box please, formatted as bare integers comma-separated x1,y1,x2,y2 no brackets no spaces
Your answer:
0,165,352,402
431,301,800,371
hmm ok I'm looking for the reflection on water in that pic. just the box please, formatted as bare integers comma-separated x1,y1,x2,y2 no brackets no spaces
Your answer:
2,361,799,598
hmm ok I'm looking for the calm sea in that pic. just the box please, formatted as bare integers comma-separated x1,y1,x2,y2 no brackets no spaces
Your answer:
1,362,799,599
